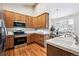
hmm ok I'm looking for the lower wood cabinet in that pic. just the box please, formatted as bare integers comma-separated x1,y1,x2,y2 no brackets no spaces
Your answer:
6,35,14,50
35,34,44,46
27,34,35,44
27,34,49,47
47,44,76,56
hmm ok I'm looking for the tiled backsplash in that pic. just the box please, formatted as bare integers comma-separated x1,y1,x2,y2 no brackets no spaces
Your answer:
7,28,35,31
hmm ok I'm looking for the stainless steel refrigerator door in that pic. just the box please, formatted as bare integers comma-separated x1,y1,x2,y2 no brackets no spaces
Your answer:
0,27,6,56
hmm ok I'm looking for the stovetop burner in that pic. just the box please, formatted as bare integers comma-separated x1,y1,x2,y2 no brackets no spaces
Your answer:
14,30,25,35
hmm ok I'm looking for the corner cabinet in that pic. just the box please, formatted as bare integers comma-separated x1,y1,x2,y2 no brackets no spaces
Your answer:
27,34,49,47
47,44,76,56
32,12,49,29
37,13,49,28
4,11,14,28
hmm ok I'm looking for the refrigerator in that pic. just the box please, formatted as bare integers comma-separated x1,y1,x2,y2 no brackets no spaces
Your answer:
0,11,7,56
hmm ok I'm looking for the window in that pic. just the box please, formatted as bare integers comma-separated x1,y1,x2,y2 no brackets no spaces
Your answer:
54,18,74,33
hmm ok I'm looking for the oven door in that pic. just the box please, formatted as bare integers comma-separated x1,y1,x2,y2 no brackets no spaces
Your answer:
14,37,27,48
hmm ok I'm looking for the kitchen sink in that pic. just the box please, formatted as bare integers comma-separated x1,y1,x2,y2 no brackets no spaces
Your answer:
52,37,74,47
51,37,79,50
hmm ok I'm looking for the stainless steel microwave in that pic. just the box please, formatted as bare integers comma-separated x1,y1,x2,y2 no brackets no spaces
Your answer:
13,22,26,28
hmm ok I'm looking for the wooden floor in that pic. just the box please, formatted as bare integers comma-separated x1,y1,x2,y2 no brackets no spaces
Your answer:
5,43,47,56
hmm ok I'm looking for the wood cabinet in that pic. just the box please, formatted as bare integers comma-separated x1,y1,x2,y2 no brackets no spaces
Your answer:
47,44,76,56
6,35,14,50
15,14,26,22
14,13,21,21
27,34,49,46
25,16,33,28
32,17,38,28
25,16,29,27
4,10,49,28
34,34,45,46
4,11,14,28
31,13,49,28
27,34,35,44
28,16,33,28
20,14,26,22
37,13,49,28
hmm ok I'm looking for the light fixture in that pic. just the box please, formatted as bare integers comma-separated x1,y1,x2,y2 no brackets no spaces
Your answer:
56,8,59,18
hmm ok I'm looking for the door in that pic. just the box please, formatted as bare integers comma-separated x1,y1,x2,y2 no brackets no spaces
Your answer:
37,13,49,28
0,20,6,56
32,17,38,28
4,11,14,28
28,16,32,28
14,13,21,21
20,14,26,22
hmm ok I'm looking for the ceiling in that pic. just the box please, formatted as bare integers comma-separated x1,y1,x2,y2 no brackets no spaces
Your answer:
47,3,79,19
16,3,37,7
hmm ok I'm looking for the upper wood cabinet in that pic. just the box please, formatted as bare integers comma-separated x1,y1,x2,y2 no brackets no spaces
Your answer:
28,16,33,28
4,11,14,28
25,15,33,28
20,14,26,22
25,15,29,27
37,13,49,28
4,10,49,28
14,13,21,21
32,17,38,28
32,13,49,29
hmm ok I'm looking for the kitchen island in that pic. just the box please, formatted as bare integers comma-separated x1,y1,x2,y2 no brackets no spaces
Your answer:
46,36,79,56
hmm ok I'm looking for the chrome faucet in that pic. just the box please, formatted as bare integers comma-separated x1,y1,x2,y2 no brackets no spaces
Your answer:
64,32,79,45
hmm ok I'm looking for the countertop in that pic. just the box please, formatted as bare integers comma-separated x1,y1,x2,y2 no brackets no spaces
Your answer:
46,37,79,55
7,29,50,36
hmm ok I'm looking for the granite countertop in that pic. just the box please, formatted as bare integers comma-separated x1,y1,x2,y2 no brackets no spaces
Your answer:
46,37,79,55
7,29,50,35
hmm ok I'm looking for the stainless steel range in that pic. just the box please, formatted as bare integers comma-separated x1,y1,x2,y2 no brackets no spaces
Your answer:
14,30,27,48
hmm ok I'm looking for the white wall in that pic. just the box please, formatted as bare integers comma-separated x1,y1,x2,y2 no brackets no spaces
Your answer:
2,4,34,16
74,14,79,35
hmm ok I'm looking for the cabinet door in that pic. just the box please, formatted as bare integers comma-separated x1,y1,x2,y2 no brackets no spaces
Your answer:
30,34,36,43
4,11,14,28
37,13,49,28
27,34,37,43
28,16,33,28
20,14,26,22
24,16,33,28
9,36,14,49
25,16,29,27
6,36,10,50
32,17,38,28
14,13,21,21
6,35,14,50
27,35,31,44
35,34,44,46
